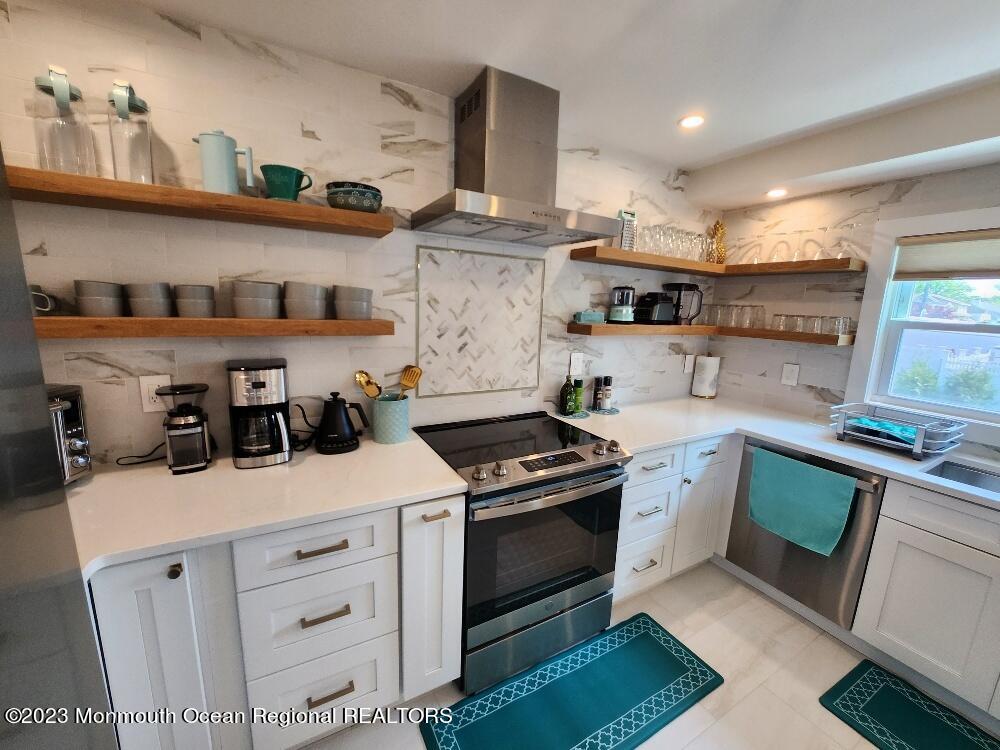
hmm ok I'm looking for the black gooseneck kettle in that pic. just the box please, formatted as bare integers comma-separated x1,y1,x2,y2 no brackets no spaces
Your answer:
316,392,369,454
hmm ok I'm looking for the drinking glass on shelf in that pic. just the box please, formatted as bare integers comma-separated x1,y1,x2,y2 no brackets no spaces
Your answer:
789,315,806,332
803,316,823,333
725,305,745,328
750,305,766,329
653,225,668,255
637,226,653,252
771,313,788,331
823,316,852,334
701,304,717,326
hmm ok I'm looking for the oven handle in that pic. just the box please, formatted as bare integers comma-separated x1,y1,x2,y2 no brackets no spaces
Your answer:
471,472,628,521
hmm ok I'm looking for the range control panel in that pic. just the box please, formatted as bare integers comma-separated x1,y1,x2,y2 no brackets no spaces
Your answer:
519,451,585,473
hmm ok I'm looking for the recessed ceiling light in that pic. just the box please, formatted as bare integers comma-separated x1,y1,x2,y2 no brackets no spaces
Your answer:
766,187,788,199
678,114,705,130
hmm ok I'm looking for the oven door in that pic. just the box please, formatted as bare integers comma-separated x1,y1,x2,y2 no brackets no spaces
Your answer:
465,467,625,649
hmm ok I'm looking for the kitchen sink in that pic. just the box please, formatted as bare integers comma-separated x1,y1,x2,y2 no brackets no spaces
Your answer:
924,461,1000,494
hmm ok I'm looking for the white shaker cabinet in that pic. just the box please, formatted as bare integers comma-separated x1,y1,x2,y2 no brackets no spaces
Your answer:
90,551,213,750
853,515,1000,709
671,462,725,574
400,494,465,700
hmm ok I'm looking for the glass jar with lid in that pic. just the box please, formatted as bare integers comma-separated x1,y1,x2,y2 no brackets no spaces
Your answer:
32,66,97,176
107,80,153,183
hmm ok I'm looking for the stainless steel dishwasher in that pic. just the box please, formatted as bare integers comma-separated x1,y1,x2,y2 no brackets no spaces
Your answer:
725,438,886,629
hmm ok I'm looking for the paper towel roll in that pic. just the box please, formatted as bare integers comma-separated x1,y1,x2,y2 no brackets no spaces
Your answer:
691,356,720,399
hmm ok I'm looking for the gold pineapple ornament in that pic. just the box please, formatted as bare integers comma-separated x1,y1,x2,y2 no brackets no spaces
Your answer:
707,220,727,264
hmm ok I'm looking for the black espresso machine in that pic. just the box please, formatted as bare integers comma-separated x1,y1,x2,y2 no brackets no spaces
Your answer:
634,283,703,324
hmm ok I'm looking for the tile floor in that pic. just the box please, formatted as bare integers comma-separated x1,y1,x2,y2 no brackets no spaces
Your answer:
310,562,877,750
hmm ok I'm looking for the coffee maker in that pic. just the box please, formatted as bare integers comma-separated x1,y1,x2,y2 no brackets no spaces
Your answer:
156,383,211,474
226,358,291,469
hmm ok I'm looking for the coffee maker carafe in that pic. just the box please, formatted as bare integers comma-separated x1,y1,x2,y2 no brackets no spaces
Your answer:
156,383,211,474
226,358,291,469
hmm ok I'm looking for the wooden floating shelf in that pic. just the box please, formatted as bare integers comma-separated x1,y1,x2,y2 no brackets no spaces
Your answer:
34,317,395,339
569,246,726,276
7,167,393,238
566,323,718,337
715,327,855,346
566,322,854,346
569,245,866,276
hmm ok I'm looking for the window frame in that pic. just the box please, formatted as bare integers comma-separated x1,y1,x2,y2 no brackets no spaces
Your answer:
846,203,1000,448
874,315,1000,423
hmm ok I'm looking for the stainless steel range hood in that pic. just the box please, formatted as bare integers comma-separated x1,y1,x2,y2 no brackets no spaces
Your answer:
411,67,621,246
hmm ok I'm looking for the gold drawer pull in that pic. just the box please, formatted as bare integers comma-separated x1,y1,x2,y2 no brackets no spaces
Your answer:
300,603,352,630
295,538,349,560
306,679,355,710
421,509,452,523
642,461,669,471
632,559,658,573
637,506,663,518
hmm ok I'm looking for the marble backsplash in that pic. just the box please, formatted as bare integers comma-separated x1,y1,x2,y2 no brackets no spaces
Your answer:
711,161,1000,419
25,202,711,464
3,0,716,464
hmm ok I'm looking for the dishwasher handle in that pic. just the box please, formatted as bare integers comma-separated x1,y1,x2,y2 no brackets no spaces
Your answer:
743,444,880,494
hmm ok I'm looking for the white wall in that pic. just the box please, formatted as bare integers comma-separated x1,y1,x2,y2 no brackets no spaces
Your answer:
712,160,1000,420
3,0,712,464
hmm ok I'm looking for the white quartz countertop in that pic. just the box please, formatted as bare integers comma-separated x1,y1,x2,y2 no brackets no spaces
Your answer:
70,397,998,579
554,398,1000,513
68,433,467,578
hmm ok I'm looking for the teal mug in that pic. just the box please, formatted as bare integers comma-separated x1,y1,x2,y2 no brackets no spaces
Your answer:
260,164,313,201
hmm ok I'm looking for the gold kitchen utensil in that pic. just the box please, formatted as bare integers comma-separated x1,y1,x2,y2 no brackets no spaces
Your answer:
397,364,422,401
354,370,382,399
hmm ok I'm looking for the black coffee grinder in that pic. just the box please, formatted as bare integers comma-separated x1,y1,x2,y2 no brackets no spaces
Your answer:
155,383,212,474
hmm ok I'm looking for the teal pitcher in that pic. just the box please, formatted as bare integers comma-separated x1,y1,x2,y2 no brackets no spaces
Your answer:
192,129,254,195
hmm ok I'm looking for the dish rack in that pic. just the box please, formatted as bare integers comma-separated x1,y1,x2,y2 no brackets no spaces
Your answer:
830,403,966,460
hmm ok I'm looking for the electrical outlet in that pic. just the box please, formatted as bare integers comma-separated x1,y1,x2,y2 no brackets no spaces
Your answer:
683,354,696,374
780,363,800,386
569,352,585,379
139,374,172,413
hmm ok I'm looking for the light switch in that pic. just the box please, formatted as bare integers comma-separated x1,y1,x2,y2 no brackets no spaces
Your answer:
780,363,800,386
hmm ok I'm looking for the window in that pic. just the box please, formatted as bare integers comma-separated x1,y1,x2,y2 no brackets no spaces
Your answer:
874,238,1000,423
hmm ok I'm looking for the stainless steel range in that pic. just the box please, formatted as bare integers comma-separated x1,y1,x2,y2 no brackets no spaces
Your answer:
415,412,631,693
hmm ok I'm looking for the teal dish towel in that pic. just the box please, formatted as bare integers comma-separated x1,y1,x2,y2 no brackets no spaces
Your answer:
749,449,857,556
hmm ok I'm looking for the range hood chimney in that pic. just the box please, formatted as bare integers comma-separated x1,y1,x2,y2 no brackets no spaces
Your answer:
411,67,621,246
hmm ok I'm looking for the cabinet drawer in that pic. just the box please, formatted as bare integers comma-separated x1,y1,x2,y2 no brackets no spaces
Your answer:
619,475,681,546
232,509,397,591
246,632,399,750
627,445,683,486
683,436,726,471
882,479,1000,557
614,529,675,597
238,555,398,679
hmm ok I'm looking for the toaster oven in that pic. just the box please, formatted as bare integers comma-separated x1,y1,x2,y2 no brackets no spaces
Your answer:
47,384,92,484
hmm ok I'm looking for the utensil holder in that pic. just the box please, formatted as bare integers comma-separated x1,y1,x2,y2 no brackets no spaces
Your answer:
372,393,409,444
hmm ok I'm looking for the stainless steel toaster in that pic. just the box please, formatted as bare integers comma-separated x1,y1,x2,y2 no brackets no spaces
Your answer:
47,384,92,484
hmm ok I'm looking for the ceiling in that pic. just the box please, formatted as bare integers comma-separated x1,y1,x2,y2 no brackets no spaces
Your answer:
143,0,1000,171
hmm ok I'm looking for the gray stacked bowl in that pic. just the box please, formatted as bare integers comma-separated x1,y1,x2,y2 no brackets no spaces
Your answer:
75,280,124,317
174,285,216,318
283,281,329,320
232,280,281,318
126,283,172,317
332,285,373,320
